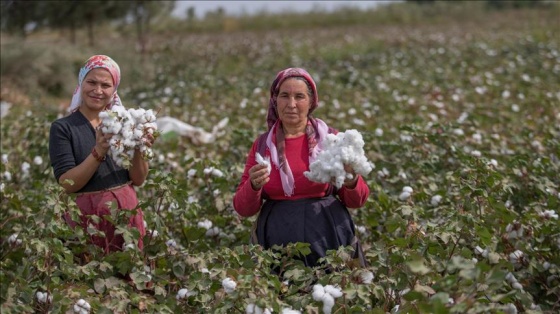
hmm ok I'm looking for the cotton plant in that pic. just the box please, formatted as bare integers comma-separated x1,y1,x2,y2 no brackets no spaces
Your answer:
98,106,158,169
305,129,373,188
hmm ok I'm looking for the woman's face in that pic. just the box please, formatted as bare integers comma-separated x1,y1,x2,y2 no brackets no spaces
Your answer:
80,68,115,112
276,78,312,128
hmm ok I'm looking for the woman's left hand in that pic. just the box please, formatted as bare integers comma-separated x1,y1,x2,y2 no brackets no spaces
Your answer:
143,133,156,148
342,164,359,188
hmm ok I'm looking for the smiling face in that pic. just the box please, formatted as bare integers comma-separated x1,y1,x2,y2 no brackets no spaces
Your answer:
276,77,312,132
79,68,115,113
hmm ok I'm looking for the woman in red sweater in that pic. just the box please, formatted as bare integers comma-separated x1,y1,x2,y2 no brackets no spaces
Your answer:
233,67,370,267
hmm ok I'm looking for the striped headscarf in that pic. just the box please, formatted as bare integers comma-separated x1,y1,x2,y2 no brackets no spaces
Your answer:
265,67,329,196
68,55,123,112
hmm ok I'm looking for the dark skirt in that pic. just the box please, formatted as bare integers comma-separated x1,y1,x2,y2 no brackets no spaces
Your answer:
254,195,366,267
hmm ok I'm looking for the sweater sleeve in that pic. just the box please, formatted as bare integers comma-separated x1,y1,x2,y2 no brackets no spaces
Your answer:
232,140,264,217
49,120,77,182
337,175,370,208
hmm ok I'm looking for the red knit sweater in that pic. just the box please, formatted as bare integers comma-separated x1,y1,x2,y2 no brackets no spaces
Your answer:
233,134,370,217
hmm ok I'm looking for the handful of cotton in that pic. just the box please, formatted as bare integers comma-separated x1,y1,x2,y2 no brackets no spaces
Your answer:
304,129,373,188
255,152,271,174
99,106,158,169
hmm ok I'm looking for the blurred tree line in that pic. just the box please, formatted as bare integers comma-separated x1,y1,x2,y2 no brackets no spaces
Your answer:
405,0,555,9
0,0,175,53
407,0,548,8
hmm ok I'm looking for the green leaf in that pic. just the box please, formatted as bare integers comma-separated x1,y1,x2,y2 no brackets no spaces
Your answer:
406,258,431,275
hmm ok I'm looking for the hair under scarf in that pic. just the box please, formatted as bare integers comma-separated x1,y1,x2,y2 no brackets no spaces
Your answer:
265,67,329,196
68,55,123,113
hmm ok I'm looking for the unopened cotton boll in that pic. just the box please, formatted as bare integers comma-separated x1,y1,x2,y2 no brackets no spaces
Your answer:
255,152,271,174
305,129,373,188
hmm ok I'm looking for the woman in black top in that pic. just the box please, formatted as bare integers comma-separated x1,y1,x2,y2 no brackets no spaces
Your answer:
49,55,155,254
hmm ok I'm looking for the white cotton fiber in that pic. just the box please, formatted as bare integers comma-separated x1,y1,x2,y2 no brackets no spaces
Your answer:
255,152,271,174
304,129,373,188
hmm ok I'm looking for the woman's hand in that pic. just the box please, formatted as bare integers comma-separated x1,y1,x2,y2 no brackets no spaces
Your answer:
342,164,359,189
142,133,156,148
94,127,112,157
249,164,270,190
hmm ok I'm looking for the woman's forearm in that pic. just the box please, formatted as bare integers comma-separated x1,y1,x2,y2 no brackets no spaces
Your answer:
58,153,103,193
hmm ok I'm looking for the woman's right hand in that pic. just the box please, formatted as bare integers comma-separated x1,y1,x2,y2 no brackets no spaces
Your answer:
249,164,270,190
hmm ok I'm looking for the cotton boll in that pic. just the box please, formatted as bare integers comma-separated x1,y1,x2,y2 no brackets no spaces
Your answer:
36,291,52,304
73,299,91,313
324,285,343,298
206,227,220,237
399,191,411,201
198,219,212,230
222,278,237,294
312,284,326,301
430,194,442,206
176,288,189,300
359,271,374,284
33,156,43,165
321,294,335,314
281,308,302,314
8,233,22,246
255,152,271,174
176,288,195,300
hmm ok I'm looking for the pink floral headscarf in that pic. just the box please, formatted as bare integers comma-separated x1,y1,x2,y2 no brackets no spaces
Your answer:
265,67,329,196
68,55,123,112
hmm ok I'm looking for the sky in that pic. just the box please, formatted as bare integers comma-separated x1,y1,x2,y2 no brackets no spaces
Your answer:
171,1,394,18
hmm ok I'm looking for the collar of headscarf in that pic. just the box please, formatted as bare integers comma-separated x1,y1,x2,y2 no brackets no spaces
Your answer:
68,55,122,113
264,67,328,196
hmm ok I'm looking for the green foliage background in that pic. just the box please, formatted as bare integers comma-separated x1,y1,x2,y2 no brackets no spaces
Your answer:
1,1,559,313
